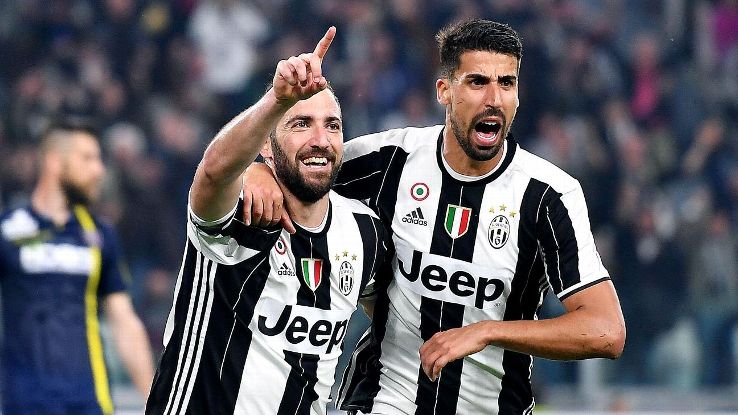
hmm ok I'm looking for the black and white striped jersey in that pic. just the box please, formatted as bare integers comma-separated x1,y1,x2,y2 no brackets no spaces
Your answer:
146,191,388,415
334,125,610,415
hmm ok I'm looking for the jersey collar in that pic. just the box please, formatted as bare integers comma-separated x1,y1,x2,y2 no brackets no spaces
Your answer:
435,127,518,186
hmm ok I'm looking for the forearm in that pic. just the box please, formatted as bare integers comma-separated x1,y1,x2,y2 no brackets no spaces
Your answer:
112,316,155,398
191,88,293,220
482,308,624,360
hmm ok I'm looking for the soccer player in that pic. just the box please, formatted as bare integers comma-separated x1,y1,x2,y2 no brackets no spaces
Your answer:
145,27,388,415
242,20,626,414
0,119,154,415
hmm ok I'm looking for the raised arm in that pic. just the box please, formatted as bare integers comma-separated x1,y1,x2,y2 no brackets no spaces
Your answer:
190,27,336,221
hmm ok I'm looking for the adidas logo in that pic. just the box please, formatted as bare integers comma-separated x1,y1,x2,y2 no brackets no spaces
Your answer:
402,207,428,226
278,263,296,276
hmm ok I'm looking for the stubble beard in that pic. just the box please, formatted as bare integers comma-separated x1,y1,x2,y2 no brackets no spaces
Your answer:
449,107,509,162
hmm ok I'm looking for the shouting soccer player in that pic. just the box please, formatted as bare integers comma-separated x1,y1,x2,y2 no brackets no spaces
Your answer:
242,20,626,415
145,27,388,415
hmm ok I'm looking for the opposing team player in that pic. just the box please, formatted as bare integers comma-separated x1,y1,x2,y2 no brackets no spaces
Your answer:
242,20,626,414
145,27,388,415
0,119,154,415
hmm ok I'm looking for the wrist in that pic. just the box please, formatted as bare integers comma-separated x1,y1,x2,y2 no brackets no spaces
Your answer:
268,87,298,109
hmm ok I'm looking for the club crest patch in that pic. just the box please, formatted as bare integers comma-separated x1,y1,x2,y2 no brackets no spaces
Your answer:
338,261,354,295
488,215,510,249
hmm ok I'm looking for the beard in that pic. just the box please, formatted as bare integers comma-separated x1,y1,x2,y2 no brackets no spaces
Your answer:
271,140,341,203
61,176,94,207
449,107,510,162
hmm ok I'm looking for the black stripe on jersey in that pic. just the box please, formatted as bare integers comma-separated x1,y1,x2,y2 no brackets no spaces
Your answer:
186,254,273,414
499,179,550,413
336,256,394,413
278,353,320,415
277,228,333,414
353,214,386,298
538,189,579,296
336,146,409,229
414,179,486,415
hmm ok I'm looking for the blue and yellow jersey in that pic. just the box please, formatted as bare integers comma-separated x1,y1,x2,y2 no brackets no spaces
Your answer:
0,205,128,413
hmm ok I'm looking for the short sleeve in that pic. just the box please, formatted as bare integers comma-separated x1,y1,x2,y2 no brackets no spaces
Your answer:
537,183,610,300
187,198,281,265
97,224,129,297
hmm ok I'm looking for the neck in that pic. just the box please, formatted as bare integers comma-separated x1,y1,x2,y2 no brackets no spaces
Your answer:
31,177,72,226
442,128,504,176
282,187,330,229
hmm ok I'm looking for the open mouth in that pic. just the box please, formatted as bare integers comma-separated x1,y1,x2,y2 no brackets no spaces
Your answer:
474,120,502,144
300,155,332,169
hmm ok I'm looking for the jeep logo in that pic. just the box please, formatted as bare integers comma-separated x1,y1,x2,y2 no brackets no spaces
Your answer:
397,249,505,309
257,304,348,355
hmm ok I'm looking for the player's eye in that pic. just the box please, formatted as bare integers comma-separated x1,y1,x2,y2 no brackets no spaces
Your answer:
293,119,309,128
327,122,341,131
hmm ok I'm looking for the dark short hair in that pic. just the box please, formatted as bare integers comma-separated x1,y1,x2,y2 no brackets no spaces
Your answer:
436,19,523,79
42,116,99,141
40,116,99,155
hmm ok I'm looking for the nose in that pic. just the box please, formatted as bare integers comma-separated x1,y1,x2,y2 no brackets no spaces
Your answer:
308,126,331,149
484,83,502,109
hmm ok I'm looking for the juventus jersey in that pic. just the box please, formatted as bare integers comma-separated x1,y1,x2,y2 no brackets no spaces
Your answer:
334,125,610,415
146,191,388,415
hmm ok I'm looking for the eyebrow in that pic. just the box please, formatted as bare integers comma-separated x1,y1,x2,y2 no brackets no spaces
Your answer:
463,73,518,83
283,114,342,127
284,115,313,126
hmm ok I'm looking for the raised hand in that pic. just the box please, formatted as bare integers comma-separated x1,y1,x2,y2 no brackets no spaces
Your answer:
273,26,336,104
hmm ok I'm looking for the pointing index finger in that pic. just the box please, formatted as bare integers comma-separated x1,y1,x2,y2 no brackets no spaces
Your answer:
313,26,336,60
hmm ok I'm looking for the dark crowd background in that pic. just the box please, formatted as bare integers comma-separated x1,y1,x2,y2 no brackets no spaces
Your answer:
1,0,737,408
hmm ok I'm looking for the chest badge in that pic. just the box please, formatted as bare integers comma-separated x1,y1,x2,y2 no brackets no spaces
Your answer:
444,204,472,239
338,261,354,295
411,182,429,201
300,258,323,291
487,205,517,249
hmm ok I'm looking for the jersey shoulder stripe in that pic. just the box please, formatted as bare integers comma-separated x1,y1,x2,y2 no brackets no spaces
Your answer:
512,147,580,194
343,125,444,162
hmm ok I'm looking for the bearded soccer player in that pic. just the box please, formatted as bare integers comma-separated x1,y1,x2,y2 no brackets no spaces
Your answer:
242,19,626,414
0,120,154,415
145,27,388,415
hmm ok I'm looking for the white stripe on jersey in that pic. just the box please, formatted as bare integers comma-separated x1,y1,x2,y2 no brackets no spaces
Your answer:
164,253,216,415
544,205,564,290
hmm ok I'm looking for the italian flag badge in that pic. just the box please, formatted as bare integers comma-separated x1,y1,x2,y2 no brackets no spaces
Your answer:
301,258,323,291
445,204,472,239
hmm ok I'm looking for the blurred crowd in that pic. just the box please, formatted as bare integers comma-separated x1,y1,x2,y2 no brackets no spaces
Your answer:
0,0,737,390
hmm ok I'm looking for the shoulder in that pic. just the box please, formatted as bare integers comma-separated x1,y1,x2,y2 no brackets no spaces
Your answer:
329,192,378,219
0,207,39,242
344,125,443,160
512,145,581,195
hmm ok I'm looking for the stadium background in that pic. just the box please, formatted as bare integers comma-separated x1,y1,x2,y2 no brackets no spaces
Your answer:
0,0,737,412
